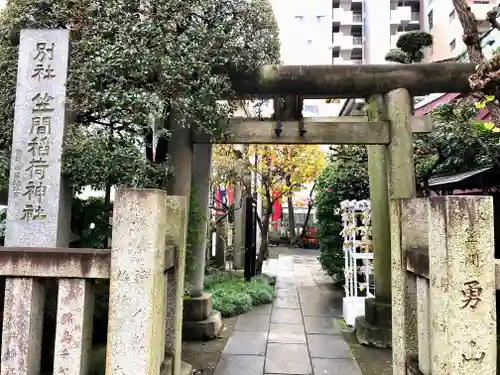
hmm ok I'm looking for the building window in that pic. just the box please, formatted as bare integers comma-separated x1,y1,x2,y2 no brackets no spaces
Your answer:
428,10,433,29
473,0,489,3
450,38,456,51
316,15,324,22
295,15,304,21
449,9,455,22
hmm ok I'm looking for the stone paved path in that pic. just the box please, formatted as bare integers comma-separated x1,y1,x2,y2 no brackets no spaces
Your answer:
214,253,363,375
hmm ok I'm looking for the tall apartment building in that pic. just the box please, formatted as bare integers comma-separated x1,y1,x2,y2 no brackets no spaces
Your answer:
422,0,497,62
333,0,422,65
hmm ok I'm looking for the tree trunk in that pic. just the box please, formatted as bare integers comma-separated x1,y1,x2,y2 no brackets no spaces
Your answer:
287,194,296,244
452,0,500,124
256,210,271,275
214,214,226,269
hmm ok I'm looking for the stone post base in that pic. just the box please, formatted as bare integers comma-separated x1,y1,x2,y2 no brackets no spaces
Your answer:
355,298,392,348
161,358,193,375
182,292,223,341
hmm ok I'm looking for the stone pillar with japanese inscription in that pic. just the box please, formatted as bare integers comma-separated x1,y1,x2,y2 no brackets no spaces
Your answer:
5,28,72,247
1,29,74,375
428,196,496,375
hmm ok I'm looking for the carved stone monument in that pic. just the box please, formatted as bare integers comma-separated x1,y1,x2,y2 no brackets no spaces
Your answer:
1,29,73,375
4,28,72,248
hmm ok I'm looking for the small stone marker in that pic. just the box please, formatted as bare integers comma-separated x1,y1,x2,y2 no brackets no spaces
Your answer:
1,29,72,375
5,28,71,248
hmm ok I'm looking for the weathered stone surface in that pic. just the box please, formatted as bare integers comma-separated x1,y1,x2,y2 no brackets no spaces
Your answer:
234,313,270,331
268,322,306,343
5,29,71,248
164,196,189,375
53,279,94,375
307,334,353,359
222,330,268,355
304,317,340,335
0,247,110,279
215,354,264,375
183,292,213,321
364,298,391,328
188,144,212,296
265,343,311,374
311,358,362,375
273,296,300,310
354,316,392,348
107,188,167,375
366,95,391,304
182,310,223,341
416,276,430,375
245,304,272,315
428,197,496,375
271,308,302,324
301,301,332,317
1,277,44,375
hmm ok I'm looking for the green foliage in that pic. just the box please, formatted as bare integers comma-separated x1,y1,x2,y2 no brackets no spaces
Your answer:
385,31,433,64
70,197,110,248
0,206,5,240
414,100,500,188
0,151,7,187
314,146,369,281
0,0,281,192
204,269,275,317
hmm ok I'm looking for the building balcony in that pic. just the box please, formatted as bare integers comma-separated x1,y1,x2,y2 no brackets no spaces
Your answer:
333,33,364,50
333,8,363,24
333,57,363,65
390,6,413,25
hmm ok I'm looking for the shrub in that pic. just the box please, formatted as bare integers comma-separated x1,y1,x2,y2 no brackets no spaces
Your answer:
204,269,275,317
314,146,369,281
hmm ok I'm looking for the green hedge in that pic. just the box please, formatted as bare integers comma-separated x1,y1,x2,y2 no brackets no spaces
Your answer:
314,146,369,281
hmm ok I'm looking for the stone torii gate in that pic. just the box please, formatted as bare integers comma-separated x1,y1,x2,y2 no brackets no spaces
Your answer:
170,61,496,375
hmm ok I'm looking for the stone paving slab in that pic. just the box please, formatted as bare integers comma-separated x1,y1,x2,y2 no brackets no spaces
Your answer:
246,304,273,315
312,358,363,374
215,354,265,375
308,334,353,359
214,253,362,375
268,322,306,344
265,343,312,374
301,302,333,317
234,313,271,331
273,296,301,309
304,317,340,335
275,289,299,298
271,308,303,324
223,331,268,355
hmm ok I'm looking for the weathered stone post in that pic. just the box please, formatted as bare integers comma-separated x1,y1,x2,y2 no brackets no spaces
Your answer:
387,89,418,368
106,188,167,375
1,29,81,375
428,196,496,375
356,95,392,346
356,89,417,347
390,198,424,375
187,144,212,296
164,196,189,375
163,119,197,373
168,130,222,341
233,145,252,269
182,144,223,340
